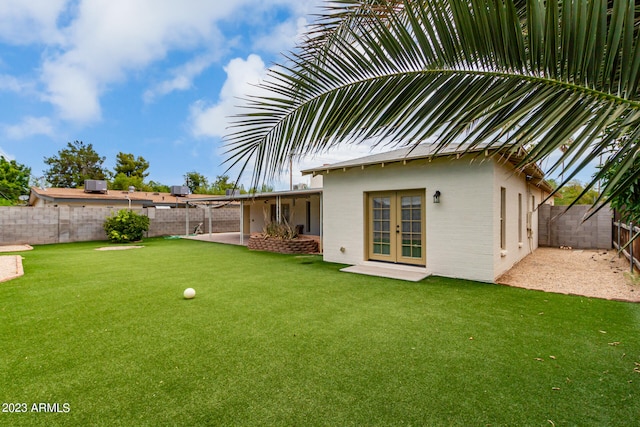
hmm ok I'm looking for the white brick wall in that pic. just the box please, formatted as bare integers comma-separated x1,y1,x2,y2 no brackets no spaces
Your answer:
322,157,497,282
320,156,546,283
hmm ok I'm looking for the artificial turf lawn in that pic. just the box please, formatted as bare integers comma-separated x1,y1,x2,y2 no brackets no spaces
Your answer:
1,238,639,426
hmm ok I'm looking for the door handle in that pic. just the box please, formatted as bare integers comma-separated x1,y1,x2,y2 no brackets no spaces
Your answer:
396,224,400,233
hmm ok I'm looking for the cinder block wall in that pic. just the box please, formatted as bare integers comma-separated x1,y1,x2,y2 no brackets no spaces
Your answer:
538,204,612,249
0,206,240,245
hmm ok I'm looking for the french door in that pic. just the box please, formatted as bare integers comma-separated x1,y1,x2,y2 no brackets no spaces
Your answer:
367,190,425,266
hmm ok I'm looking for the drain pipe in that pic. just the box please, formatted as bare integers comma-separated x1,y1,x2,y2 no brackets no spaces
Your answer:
185,201,190,236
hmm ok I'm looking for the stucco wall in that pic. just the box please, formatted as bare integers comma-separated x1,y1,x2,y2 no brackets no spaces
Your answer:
0,206,239,245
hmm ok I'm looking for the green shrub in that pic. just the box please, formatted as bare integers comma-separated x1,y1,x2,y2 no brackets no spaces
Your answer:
103,209,150,243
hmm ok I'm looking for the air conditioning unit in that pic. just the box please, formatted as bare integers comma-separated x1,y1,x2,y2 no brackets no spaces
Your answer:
84,180,108,194
170,185,190,196
225,189,240,197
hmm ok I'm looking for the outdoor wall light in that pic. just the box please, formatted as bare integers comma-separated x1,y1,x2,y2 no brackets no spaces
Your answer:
433,190,441,204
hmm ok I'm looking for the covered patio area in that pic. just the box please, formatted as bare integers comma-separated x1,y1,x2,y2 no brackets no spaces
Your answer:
189,188,323,250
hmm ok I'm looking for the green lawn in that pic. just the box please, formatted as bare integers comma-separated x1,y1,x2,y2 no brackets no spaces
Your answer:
1,238,639,426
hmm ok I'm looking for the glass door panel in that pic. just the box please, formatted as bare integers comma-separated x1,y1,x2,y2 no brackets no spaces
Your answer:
371,196,392,257
397,194,424,264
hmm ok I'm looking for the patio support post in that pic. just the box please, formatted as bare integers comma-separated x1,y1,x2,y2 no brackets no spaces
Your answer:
276,196,281,223
319,193,323,252
208,203,212,237
240,200,244,245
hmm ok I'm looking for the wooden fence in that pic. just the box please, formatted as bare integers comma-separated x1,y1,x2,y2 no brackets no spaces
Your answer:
612,220,640,273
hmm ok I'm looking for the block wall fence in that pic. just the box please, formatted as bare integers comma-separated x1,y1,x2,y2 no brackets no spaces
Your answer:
0,206,240,245
538,204,612,249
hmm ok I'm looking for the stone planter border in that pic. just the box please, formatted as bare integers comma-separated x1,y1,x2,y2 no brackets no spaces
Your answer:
248,234,319,254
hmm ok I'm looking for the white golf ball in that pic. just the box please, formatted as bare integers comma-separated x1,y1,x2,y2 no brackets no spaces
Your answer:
183,288,196,299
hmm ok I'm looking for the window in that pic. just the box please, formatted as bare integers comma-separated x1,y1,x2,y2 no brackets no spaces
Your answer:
500,187,506,250
270,203,291,222
306,201,311,233
518,193,523,243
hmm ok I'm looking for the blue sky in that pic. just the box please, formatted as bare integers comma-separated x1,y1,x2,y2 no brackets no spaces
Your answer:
0,0,597,191
0,0,342,190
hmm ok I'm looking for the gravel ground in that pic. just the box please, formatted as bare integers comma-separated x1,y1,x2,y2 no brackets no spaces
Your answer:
497,248,640,302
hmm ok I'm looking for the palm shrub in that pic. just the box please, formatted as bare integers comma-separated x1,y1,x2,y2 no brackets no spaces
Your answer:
103,209,150,243
263,219,299,240
262,210,298,239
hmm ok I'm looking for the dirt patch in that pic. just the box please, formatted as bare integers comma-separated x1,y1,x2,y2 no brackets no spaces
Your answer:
497,248,639,302
95,246,144,251
0,244,33,253
0,256,24,283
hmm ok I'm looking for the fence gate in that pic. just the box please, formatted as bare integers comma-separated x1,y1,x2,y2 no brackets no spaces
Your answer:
613,215,640,273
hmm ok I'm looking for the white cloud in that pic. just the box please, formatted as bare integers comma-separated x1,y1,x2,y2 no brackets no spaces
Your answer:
143,50,222,103
0,74,31,93
39,0,251,123
253,16,310,54
3,116,55,140
0,0,323,125
0,0,67,45
189,54,269,138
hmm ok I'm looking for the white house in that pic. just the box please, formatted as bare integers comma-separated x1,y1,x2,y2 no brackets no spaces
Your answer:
302,143,553,283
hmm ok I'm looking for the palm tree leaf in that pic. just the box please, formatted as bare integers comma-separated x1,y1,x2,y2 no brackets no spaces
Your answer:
224,0,640,196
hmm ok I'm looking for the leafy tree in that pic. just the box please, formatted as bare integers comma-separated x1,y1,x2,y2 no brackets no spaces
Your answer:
184,171,209,194
601,156,640,223
103,209,150,243
248,183,275,194
225,0,640,214
43,140,109,188
114,152,149,180
554,180,600,206
147,181,171,193
111,173,151,192
0,156,31,204
210,175,237,195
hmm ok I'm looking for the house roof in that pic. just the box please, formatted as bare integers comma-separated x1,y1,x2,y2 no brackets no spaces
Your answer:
301,142,554,193
29,187,229,207
187,188,323,203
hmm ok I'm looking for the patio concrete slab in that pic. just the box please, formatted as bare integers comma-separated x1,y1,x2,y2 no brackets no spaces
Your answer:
182,232,249,246
341,264,430,282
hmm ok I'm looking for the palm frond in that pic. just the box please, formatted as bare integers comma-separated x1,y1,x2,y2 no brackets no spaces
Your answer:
225,0,640,201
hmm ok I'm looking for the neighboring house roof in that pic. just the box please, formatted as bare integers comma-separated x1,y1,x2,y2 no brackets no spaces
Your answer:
301,142,554,193
28,187,228,207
